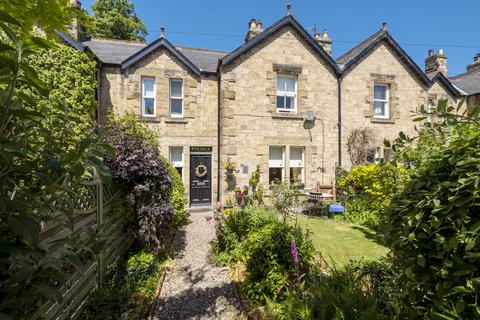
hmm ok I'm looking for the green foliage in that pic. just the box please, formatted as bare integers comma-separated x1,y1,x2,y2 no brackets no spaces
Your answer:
90,0,147,41
249,165,264,205
81,246,171,320
212,206,278,264
25,42,97,149
385,100,480,318
0,9,112,318
0,0,87,38
265,260,402,320
162,156,188,228
270,182,303,223
240,222,315,303
338,163,407,230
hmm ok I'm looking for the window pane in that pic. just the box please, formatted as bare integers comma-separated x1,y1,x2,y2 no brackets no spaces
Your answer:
170,80,182,97
290,147,303,167
269,168,282,185
269,146,283,161
276,95,285,108
143,98,155,115
171,98,183,116
290,167,303,186
374,101,385,116
286,77,296,92
285,96,294,109
175,167,182,177
374,85,387,100
169,147,183,163
277,77,286,91
143,78,155,97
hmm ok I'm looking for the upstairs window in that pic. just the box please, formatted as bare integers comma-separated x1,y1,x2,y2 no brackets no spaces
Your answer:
170,79,183,118
141,77,156,117
269,146,284,185
373,84,389,119
276,75,297,113
289,147,304,188
169,146,183,177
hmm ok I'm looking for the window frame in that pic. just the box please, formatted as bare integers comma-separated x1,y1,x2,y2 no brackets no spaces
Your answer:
141,76,156,117
373,83,389,119
276,74,297,114
169,79,184,118
169,146,184,176
269,146,285,185
289,146,305,186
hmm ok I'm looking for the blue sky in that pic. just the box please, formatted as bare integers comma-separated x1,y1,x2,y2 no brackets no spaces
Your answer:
81,0,479,76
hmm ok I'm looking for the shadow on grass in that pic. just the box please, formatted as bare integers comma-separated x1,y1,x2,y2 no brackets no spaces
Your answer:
153,282,240,319
350,225,388,247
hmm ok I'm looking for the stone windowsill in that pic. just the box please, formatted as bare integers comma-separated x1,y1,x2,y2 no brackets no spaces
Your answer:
272,112,304,120
370,117,396,124
164,117,188,124
141,116,161,123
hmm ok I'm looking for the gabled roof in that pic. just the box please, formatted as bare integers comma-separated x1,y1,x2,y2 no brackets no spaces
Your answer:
120,37,201,76
56,31,87,52
429,72,464,98
449,69,480,96
337,28,431,86
81,38,145,64
220,15,341,75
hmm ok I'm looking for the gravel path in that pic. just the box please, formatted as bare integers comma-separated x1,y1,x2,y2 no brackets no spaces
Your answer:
152,209,243,320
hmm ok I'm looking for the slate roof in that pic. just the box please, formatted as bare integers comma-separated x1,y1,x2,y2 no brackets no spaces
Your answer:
336,29,384,68
450,70,480,95
80,38,227,73
428,72,463,98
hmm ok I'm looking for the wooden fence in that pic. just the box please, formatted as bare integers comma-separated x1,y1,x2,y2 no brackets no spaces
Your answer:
37,180,131,320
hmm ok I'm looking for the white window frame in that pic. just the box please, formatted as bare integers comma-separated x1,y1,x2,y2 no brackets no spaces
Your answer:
141,77,156,117
276,74,297,113
169,146,183,173
373,83,389,119
269,146,285,183
289,147,305,185
169,79,184,118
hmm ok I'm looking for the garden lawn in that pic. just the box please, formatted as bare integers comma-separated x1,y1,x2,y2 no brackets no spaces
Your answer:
295,215,389,268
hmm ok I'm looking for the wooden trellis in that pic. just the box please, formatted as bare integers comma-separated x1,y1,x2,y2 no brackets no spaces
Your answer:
36,180,131,320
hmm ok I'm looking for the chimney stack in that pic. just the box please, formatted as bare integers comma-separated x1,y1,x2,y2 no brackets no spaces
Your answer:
467,53,480,73
245,18,263,42
425,48,448,76
315,29,332,56
67,0,84,41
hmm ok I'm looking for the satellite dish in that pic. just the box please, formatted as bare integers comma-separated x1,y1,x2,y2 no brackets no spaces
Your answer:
304,110,316,122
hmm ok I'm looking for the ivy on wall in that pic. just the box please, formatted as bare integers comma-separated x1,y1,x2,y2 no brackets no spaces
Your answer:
26,43,97,149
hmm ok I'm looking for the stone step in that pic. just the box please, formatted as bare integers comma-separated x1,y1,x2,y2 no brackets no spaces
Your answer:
188,205,212,213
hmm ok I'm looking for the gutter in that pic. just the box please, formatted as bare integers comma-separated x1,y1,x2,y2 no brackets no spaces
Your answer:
216,68,222,203
337,77,343,168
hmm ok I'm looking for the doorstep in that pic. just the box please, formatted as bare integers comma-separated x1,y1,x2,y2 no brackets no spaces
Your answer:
188,204,212,213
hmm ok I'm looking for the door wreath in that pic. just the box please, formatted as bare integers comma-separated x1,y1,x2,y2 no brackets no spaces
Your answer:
195,164,208,178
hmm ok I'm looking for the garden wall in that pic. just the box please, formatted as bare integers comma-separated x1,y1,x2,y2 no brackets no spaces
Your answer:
36,180,131,320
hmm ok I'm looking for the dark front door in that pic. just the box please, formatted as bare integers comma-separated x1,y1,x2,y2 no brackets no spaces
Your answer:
190,154,212,205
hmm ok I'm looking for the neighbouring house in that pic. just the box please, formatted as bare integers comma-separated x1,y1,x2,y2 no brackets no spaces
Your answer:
62,3,475,206
450,53,480,108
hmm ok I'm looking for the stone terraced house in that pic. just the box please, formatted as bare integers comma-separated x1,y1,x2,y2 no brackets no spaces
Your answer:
62,5,479,206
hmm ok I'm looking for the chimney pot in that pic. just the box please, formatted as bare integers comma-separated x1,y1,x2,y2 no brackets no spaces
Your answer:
466,53,480,72
315,28,332,56
425,49,448,76
245,18,263,41
257,19,263,31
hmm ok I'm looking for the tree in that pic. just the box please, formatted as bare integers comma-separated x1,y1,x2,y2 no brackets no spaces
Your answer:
90,0,147,41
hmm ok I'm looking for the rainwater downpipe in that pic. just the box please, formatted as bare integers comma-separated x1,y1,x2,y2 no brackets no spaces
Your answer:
337,77,343,168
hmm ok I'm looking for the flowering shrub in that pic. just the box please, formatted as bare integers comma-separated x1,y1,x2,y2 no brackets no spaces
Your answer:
338,163,407,229
105,115,174,250
240,222,315,302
